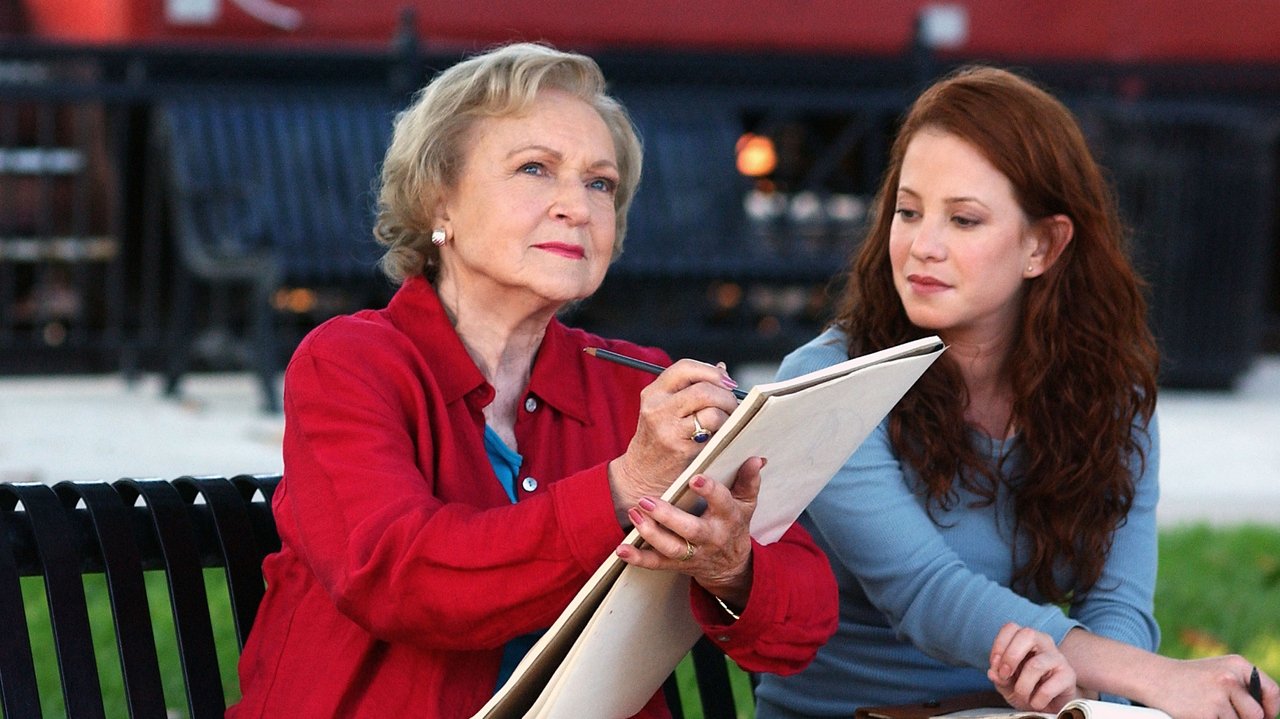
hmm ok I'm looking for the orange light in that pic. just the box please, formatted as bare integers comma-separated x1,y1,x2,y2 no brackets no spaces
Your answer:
273,288,318,314
736,133,777,177
710,281,744,310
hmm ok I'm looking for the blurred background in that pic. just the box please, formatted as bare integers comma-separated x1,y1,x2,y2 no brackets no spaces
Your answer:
0,0,1277,478
2,3,1278,693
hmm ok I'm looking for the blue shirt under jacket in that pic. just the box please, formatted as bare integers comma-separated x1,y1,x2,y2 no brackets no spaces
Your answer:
755,327,1160,717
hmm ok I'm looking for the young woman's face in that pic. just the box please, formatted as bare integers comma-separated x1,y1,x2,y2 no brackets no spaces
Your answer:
889,129,1040,346
436,89,619,312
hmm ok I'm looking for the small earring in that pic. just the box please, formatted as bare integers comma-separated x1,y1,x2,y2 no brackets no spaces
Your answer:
1027,264,1034,273
430,228,447,247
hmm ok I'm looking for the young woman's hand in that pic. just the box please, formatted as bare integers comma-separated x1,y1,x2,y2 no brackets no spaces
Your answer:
988,622,1084,712
1056,626,1279,719
1134,655,1279,719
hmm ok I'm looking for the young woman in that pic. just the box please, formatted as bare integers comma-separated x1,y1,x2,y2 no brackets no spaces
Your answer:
754,66,1278,719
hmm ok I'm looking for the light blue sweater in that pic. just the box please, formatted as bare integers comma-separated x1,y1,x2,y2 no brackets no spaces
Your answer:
755,328,1160,717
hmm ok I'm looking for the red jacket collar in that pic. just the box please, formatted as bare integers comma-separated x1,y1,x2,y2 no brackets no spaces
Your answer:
384,276,591,425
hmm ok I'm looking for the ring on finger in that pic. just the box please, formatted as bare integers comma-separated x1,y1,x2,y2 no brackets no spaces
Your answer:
690,414,711,443
677,538,697,562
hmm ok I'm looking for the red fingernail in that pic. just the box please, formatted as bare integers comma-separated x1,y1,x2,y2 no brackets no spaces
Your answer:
691,476,706,489
638,497,656,511
628,508,644,525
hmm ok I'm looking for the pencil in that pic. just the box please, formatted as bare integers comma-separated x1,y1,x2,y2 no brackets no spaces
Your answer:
583,347,749,400
1250,666,1263,705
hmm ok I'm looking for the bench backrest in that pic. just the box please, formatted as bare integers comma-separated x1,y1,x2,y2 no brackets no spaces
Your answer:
0,476,741,718
0,475,280,718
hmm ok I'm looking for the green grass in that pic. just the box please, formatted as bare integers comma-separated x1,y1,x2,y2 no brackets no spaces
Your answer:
12,525,1280,719
1154,523,1280,675
17,569,241,719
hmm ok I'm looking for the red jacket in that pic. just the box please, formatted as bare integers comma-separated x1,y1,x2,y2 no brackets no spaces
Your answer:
230,277,837,718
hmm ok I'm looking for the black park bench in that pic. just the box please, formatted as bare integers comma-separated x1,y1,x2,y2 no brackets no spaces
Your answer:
0,475,745,718
152,89,399,413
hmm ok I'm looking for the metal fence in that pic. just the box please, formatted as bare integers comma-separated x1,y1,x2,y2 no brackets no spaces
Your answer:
0,51,127,372
0,41,1276,390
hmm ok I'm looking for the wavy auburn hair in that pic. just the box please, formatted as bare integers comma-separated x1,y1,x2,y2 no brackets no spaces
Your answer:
834,66,1158,602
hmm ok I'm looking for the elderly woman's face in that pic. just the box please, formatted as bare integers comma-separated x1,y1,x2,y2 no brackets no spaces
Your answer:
436,89,619,310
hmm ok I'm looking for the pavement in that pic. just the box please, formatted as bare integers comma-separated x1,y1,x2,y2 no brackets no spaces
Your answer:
2,356,1278,527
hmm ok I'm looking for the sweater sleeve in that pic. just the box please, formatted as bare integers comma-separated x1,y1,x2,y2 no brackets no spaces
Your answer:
775,336,1079,670
804,423,1081,668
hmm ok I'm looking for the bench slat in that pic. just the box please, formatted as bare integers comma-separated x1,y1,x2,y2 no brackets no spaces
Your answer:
689,635,740,719
0,487,44,718
175,476,266,649
56,481,169,718
6,483,108,718
118,479,226,719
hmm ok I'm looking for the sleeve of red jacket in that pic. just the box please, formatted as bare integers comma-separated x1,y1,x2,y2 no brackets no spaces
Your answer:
688,522,838,674
276,330,626,653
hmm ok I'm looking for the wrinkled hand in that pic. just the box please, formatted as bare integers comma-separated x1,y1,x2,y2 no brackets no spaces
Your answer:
1136,655,1279,719
607,359,740,524
614,456,763,611
988,623,1083,712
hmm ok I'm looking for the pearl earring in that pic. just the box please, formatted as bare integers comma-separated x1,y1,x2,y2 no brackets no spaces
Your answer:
431,228,447,247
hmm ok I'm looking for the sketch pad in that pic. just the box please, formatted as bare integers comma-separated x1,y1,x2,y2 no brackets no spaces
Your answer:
475,336,945,719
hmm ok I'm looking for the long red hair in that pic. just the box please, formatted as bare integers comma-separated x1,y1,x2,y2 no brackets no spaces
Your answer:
833,66,1158,602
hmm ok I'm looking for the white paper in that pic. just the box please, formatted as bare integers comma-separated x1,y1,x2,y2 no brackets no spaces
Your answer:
476,336,945,719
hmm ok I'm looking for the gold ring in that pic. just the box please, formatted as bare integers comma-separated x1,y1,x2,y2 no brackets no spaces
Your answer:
690,415,711,443
678,538,697,562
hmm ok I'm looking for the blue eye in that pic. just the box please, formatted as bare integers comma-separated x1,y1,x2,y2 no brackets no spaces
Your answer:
588,177,617,193
519,162,545,176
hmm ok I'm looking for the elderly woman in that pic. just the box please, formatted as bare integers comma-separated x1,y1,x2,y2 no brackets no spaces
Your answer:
228,43,837,718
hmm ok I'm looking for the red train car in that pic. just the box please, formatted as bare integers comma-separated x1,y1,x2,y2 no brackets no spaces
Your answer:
17,0,1280,64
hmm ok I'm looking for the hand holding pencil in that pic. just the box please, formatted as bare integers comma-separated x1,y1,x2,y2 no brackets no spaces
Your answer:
585,347,747,443
588,346,760,612
592,347,744,525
